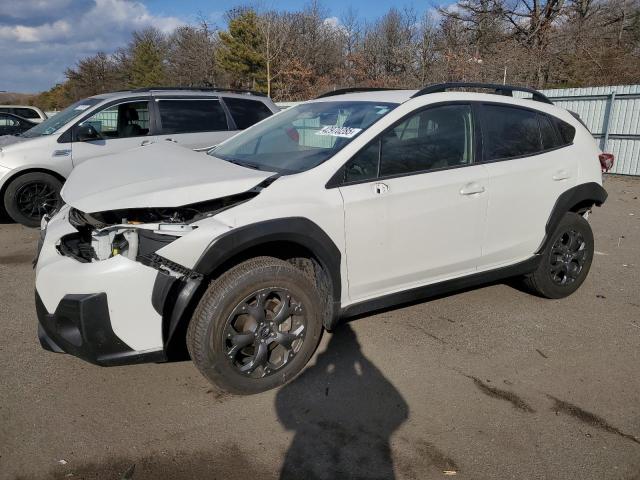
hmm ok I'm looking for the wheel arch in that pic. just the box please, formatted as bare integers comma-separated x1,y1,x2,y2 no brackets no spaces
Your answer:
536,181,607,254
162,218,342,359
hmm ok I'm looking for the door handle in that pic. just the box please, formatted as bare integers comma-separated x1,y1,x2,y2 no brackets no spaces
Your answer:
459,183,485,195
373,182,389,195
140,139,152,146
165,138,178,143
552,170,571,181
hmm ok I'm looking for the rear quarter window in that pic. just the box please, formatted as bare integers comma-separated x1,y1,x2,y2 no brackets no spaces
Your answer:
14,108,40,119
224,98,273,129
538,113,562,150
551,117,576,144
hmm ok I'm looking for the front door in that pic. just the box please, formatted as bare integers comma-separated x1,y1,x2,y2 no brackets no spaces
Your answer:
338,104,489,302
71,100,154,166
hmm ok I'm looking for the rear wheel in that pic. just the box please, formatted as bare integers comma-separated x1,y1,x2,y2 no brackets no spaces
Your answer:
187,257,324,395
3,172,63,227
525,212,594,299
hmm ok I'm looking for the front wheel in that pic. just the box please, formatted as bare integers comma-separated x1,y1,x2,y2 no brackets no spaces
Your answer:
524,212,594,299
187,257,324,395
3,172,63,227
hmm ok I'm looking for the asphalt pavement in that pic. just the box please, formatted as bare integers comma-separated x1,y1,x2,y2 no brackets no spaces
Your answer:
1,175,639,480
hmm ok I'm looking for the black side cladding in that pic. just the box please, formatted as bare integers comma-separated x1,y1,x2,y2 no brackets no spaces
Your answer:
193,217,342,329
536,182,607,254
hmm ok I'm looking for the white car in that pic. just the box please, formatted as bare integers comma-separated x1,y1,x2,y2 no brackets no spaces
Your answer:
35,83,612,394
0,105,48,123
0,88,278,227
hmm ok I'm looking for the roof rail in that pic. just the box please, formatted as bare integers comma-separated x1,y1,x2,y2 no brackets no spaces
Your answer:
129,86,267,97
315,87,402,99
411,83,553,104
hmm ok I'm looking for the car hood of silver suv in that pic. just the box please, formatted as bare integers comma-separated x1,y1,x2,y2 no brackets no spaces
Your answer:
61,142,275,213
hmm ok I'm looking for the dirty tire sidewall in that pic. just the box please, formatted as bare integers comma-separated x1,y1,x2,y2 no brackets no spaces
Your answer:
527,212,594,299
187,257,324,395
3,172,63,228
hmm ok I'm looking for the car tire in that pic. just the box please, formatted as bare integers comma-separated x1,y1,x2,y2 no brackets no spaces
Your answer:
524,212,594,299
187,256,324,395
3,172,63,228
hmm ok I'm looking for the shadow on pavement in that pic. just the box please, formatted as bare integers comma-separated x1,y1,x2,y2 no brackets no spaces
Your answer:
276,323,409,480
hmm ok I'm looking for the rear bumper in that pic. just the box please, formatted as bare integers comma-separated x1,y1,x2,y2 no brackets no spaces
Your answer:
36,290,165,366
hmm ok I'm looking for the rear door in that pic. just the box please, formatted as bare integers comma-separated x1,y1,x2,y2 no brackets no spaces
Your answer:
154,97,232,150
338,103,489,301
478,103,578,269
70,99,155,166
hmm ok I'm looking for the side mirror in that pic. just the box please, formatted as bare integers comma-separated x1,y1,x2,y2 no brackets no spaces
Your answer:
75,123,101,142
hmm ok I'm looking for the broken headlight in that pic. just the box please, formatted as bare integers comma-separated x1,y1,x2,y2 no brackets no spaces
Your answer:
62,208,197,264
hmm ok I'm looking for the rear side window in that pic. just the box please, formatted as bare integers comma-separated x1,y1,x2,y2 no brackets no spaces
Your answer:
552,117,576,144
157,99,228,134
14,107,40,119
224,98,273,129
480,105,541,161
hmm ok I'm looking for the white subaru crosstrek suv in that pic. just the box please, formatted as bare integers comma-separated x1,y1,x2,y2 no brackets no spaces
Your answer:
35,83,612,394
0,88,278,227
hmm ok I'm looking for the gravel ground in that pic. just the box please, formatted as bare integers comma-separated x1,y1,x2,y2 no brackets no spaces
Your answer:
1,175,639,480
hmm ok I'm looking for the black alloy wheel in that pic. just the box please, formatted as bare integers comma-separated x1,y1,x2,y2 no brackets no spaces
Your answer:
15,181,59,222
187,256,324,395
223,287,307,378
3,172,63,227
524,212,594,299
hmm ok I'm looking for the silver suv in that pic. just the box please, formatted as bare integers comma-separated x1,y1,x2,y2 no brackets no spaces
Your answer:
0,88,278,227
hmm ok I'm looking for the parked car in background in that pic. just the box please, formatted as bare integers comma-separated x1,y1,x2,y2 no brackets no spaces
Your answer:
0,87,279,227
0,105,47,123
0,112,37,136
34,83,610,394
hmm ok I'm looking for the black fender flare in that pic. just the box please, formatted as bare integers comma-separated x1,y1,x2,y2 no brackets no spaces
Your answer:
537,181,607,253
193,217,342,328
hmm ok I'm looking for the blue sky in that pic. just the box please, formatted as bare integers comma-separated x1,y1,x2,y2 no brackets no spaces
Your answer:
146,0,432,23
0,0,436,94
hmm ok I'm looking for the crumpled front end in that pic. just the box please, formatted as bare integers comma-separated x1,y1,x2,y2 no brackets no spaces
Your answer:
34,204,210,366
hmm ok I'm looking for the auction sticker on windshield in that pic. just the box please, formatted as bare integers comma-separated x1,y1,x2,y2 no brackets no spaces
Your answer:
315,126,362,138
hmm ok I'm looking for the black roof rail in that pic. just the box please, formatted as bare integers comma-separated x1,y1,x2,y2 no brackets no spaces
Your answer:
315,87,403,99
129,86,267,97
411,82,553,104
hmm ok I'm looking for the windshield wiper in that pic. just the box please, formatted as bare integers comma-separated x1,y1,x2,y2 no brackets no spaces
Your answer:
219,156,271,172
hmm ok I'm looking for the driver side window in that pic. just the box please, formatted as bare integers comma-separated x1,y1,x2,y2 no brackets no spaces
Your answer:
342,104,474,184
82,101,150,139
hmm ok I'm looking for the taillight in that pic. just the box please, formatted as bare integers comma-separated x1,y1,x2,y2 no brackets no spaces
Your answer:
599,153,614,172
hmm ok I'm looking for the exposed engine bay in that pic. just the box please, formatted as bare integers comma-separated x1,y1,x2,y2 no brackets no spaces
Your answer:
57,191,258,272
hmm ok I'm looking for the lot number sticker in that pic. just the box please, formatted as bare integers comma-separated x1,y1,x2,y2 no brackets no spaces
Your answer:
315,126,362,138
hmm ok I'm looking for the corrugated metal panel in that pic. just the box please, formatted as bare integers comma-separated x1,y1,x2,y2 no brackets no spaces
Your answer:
539,84,640,176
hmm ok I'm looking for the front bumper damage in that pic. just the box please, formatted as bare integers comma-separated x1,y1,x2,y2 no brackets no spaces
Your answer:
34,206,201,366
36,291,166,366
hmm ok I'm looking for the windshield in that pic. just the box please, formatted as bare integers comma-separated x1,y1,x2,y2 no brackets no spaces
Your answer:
210,101,397,174
21,98,101,138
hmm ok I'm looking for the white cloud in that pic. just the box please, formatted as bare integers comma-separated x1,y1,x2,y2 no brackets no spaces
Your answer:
0,0,184,93
323,16,348,35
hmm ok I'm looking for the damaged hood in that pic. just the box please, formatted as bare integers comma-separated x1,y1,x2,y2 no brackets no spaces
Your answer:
61,142,275,212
